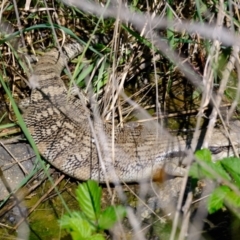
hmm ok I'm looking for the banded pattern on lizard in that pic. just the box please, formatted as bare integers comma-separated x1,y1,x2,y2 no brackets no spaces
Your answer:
22,41,240,183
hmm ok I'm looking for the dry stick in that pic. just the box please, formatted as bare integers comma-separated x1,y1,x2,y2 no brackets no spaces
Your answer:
61,0,239,238
64,1,205,121
184,49,240,240
0,127,21,137
202,1,239,149
13,174,65,230
122,182,166,222
87,8,151,237
136,103,231,123
0,172,50,218
169,163,191,240
126,53,161,84
227,50,240,118
62,0,205,143
107,16,146,121
122,89,154,121
12,0,25,49
61,0,216,233
63,0,202,92
63,0,240,49
0,142,28,175
192,0,224,149
2,154,35,171
42,179,73,202
170,3,223,236
102,46,154,120
179,192,192,240
0,222,14,229
207,46,239,154
109,15,121,207
186,3,225,239
0,166,30,231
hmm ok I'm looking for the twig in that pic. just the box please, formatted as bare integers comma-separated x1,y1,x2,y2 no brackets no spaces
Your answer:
13,174,65,230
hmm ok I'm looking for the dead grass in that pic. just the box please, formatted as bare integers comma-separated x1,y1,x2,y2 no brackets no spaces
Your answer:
0,0,240,239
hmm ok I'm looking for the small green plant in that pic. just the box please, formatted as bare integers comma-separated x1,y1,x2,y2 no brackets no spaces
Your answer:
60,180,126,240
189,149,240,214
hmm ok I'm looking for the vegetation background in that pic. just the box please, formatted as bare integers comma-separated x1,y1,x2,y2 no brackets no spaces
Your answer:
0,0,240,239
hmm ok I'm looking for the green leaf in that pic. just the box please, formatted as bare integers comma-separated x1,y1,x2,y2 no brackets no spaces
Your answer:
189,162,205,179
95,58,107,92
228,171,240,187
207,161,230,180
221,157,240,173
208,186,231,214
225,190,240,208
190,160,230,180
221,157,240,187
192,89,201,100
98,206,126,230
189,149,230,181
76,180,102,221
60,212,96,240
195,149,212,162
91,234,106,240
76,63,94,85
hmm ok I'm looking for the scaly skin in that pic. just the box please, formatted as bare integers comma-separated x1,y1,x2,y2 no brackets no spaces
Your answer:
22,42,240,183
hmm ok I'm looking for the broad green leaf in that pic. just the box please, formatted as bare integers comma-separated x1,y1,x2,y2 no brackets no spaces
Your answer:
98,206,126,230
121,24,154,49
189,160,230,181
95,58,107,92
229,172,240,187
225,190,240,207
221,157,240,187
76,63,94,85
195,149,212,162
189,162,205,179
76,180,102,221
96,71,108,92
189,149,230,181
60,212,96,239
91,234,106,240
208,186,231,214
221,157,240,173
